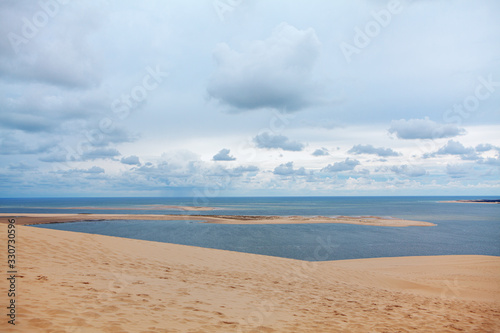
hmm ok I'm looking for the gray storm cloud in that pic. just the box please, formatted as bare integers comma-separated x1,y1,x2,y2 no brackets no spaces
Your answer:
207,23,321,112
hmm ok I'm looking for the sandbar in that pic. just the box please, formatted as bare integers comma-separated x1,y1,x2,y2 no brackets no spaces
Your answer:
0,213,436,227
440,199,500,204
0,225,498,332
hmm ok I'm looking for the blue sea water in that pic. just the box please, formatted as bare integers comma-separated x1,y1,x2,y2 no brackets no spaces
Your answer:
2,196,499,261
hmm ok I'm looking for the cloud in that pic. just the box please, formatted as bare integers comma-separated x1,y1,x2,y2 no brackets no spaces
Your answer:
207,22,321,112
117,156,261,194
89,127,138,147
423,140,480,160
0,133,53,155
390,165,427,177
8,162,36,171
212,148,236,161
0,87,111,137
437,140,474,155
475,143,499,152
84,166,105,174
435,140,478,160
348,144,399,157
0,112,56,133
273,162,306,176
0,1,103,88
301,119,341,130
39,152,68,163
253,133,304,151
388,118,466,139
80,148,120,161
446,164,471,178
231,165,259,175
51,166,105,176
479,156,500,167
312,147,329,156
121,155,141,165
321,158,360,172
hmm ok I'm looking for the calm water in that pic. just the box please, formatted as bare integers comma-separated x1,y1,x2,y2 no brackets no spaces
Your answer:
2,196,499,261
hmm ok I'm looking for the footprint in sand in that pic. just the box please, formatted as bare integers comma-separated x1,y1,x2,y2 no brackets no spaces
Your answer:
46,309,72,316
82,311,101,318
28,318,53,328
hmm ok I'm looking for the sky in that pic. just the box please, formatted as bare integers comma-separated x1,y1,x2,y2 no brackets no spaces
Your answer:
0,0,499,198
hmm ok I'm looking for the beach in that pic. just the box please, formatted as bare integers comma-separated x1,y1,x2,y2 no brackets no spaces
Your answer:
1,221,499,332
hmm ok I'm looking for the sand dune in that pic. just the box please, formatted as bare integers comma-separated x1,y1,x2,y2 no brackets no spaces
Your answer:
1,225,498,332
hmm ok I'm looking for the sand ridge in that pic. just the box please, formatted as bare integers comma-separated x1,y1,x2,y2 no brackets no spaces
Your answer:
0,225,498,332
0,213,436,227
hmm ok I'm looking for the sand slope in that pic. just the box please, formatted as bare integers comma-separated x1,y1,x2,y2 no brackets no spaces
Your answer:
1,225,499,332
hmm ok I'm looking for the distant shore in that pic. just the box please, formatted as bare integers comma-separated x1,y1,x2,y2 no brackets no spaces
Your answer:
440,199,500,204
9,204,219,211
0,213,436,227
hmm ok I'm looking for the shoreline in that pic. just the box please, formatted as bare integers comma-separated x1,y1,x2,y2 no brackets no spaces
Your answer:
1,225,498,332
0,213,436,227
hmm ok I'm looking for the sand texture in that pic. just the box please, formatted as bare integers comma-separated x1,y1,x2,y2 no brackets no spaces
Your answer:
0,213,436,227
1,225,499,332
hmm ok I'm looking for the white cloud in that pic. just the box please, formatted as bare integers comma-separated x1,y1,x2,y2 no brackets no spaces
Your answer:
84,166,105,174
312,147,329,156
348,144,399,157
253,133,304,151
437,140,474,155
212,148,236,161
273,162,306,176
80,148,121,161
121,155,141,165
321,158,360,172
479,156,500,167
429,140,479,160
388,118,466,140
446,164,471,178
476,143,499,152
390,165,427,177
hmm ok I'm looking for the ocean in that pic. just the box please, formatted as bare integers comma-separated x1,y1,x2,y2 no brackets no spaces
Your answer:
2,196,499,261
